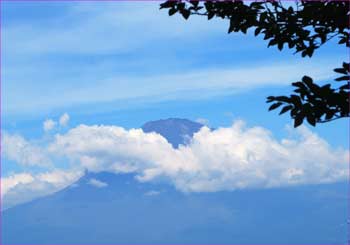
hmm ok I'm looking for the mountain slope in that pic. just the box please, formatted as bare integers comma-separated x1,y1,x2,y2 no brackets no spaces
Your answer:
2,171,347,244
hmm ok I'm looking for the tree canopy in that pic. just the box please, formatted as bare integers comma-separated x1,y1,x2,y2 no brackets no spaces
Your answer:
160,0,349,127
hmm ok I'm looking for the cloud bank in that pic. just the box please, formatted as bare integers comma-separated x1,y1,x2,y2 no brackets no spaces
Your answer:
88,178,108,188
48,121,348,192
1,170,83,209
2,120,348,208
2,133,51,167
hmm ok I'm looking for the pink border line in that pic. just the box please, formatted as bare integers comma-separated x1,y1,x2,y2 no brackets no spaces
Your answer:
0,0,349,245
1,0,3,243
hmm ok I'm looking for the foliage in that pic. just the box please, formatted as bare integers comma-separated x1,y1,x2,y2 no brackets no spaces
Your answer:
160,0,350,127
267,63,349,127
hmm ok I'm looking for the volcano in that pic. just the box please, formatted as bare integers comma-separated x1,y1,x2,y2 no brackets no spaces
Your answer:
2,118,347,244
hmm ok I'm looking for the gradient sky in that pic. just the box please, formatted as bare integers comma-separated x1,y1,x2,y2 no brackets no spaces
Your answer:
1,1,349,208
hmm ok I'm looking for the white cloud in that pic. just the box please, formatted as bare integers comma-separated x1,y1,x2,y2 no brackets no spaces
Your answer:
1,173,35,197
2,133,51,167
3,120,348,208
144,190,161,196
88,178,108,188
1,169,83,209
43,119,56,131
196,118,209,126
48,121,348,192
15,61,336,114
3,3,224,56
59,113,70,126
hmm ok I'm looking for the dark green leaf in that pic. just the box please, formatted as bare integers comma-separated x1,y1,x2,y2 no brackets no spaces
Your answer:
277,42,283,51
335,75,350,81
325,111,335,120
339,38,347,44
268,39,277,47
290,95,302,107
208,12,215,20
334,68,347,75
274,96,291,103
279,105,293,115
292,81,307,90
339,84,350,90
294,114,304,128
268,102,283,111
302,76,317,90
160,1,176,9
306,115,316,126
169,8,177,16
189,0,199,7
255,27,262,36
180,9,191,19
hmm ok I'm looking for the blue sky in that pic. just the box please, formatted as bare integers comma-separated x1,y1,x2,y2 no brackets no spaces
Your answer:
1,1,349,208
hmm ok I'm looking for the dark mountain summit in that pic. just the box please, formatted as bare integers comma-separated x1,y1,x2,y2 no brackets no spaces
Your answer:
142,118,203,148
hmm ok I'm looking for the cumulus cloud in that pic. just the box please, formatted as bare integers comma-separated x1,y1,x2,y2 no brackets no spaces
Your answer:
42,113,69,133
43,119,56,131
1,173,34,197
1,169,83,209
3,120,347,209
2,133,51,167
88,178,108,188
59,113,70,126
48,121,348,192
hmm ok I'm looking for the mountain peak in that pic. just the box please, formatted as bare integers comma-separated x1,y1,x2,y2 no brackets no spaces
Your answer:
141,118,203,148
